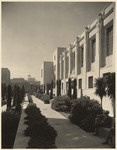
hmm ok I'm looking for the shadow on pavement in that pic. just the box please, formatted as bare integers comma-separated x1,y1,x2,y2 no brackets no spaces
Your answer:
47,117,112,148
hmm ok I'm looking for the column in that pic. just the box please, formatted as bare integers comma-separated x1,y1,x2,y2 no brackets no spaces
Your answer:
64,51,67,79
75,37,79,77
68,44,72,76
113,6,115,72
83,27,89,90
96,13,103,78
59,56,62,80
64,51,67,94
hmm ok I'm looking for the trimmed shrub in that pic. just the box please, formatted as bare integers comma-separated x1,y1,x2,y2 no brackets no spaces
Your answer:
24,103,57,148
2,110,21,148
27,94,33,103
50,81,53,99
7,85,12,109
73,78,77,99
51,95,71,112
2,100,7,106
33,92,43,99
69,96,103,132
68,78,71,98
40,94,50,104
16,86,21,111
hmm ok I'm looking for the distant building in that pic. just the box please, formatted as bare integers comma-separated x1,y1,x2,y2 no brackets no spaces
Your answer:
33,80,40,85
40,61,53,93
53,47,66,95
28,75,35,84
10,78,25,84
2,68,10,85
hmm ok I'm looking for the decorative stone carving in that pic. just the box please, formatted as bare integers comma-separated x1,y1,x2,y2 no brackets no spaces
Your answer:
96,13,102,29
75,36,79,45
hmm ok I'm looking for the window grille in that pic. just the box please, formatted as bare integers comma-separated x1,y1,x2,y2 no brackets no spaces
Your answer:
88,76,93,88
79,79,82,89
107,26,113,56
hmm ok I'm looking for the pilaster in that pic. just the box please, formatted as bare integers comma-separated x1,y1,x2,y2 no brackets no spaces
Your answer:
83,27,89,90
75,37,79,77
68,44,72,77
63,51,67,94
96,13,103,78
59,56,62,80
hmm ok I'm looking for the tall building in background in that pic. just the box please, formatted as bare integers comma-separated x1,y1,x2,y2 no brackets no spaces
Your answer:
2,68,10,85
40,61,53,93
52,2,115,116
28,75,35,84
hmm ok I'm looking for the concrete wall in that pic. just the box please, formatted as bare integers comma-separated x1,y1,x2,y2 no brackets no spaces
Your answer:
40,61,53,92
53,47,66,96
44,61,53,85
56,3,115,116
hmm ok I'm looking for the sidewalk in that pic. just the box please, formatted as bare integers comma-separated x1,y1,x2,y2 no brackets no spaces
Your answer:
2,104,7,112
13,95,29,148
32,96,111,148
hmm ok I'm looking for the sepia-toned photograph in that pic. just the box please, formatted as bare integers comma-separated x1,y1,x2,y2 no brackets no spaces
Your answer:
1,1,116,149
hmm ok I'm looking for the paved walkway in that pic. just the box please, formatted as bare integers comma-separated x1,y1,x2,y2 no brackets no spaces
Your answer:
13,95,29,148
2,104,7,112
32,96,111,148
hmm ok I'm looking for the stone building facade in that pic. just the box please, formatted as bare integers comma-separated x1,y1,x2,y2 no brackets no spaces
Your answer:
53,47,66,95
53,2,115,116
40,61,54,93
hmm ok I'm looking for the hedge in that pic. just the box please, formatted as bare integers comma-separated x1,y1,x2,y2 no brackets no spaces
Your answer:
69,96,103,132
51,95,72,112
2,110,21,148
40,94,50,104
27,94,33,103
24,103,57,148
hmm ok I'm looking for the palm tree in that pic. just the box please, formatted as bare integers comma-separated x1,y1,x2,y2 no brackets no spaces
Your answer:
106,72,115,117
94,77,106,106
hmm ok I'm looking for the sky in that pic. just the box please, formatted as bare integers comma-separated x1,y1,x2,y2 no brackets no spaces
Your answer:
2,2,109,81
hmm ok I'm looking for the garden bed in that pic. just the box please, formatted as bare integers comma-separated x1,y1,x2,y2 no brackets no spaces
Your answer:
24,103,57,148
2,110,21,148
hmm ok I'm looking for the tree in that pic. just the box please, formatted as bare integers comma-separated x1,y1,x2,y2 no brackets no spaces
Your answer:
44,84,45,93
13,84,17,106
16,86,21,111
50,81,53,99
2,83,5,100
57,80,59,96
21,85,25,102
81,89,83,98
7,85,12,109
106,72,115,117
94,77,106,107
68,78,71,98
46,83,50,95
59,79,61,96
73,78,77,99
